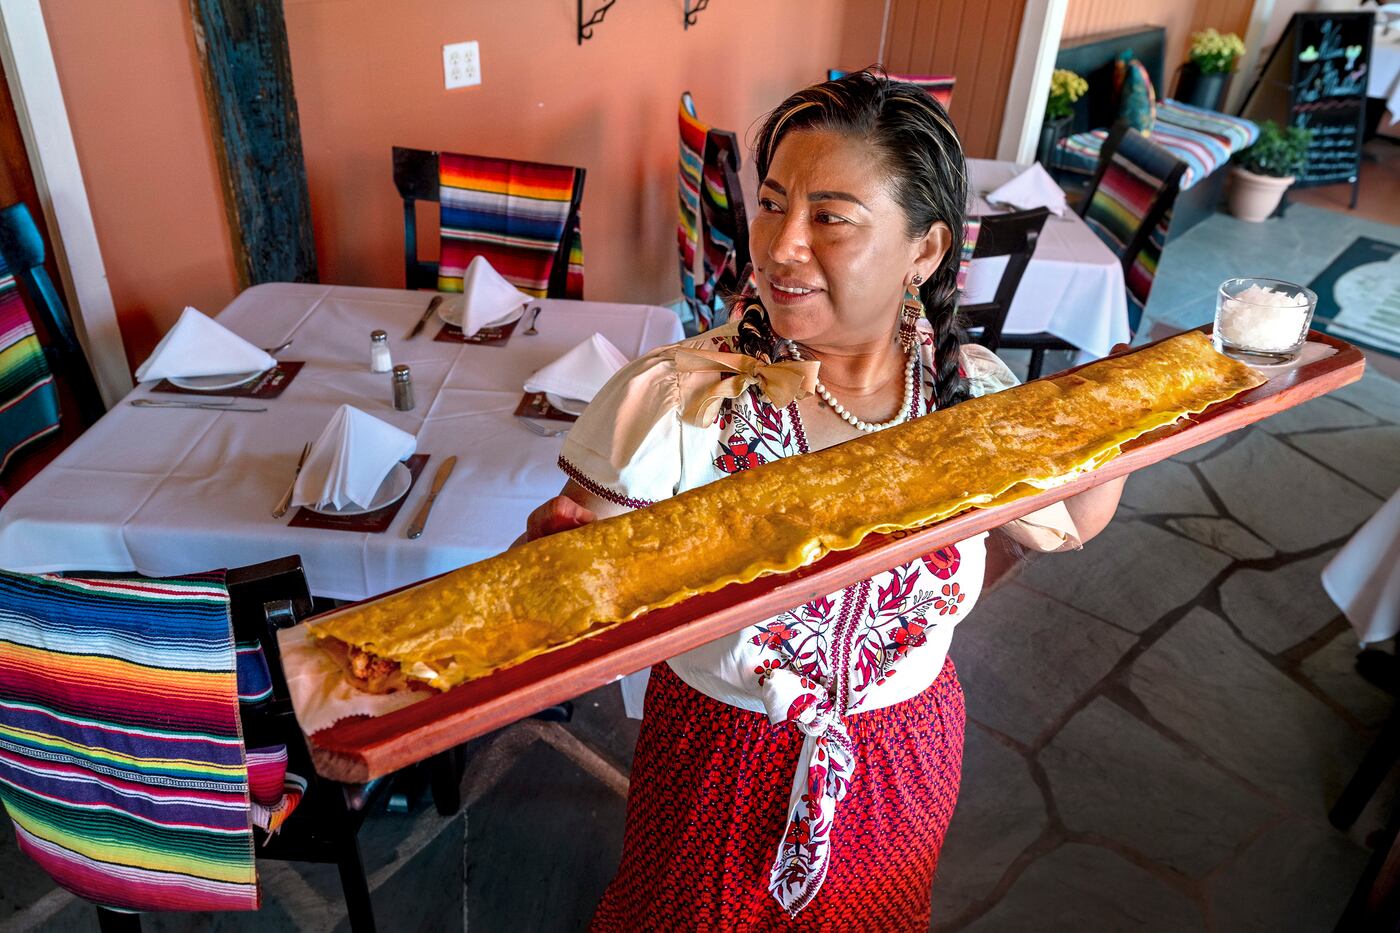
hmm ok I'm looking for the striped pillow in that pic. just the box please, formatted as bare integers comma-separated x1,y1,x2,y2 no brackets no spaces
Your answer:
0,570,259,912
437,152,585,299
0,260,61,475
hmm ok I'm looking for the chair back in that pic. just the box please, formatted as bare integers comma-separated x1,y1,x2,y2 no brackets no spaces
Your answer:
676,93,751,333
957,207,1051,353
0,203,105,427
1080,123,1186,332
677,92,706,312
0,568,261,912
392,147,585,299
0,247,61,480
827,69,955,110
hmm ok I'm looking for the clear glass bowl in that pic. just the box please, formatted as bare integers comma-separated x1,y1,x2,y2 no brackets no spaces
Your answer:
1213,276,1317,365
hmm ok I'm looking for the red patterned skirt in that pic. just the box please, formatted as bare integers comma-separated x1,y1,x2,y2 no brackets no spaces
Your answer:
591,658,966,931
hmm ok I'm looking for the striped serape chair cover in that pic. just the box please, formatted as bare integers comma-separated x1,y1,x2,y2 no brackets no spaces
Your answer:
828,69,955,110
678,92,707,318
957,217,982,294
0,569,261,912
437,152,585,299
1081,125,1186,333
0,254,61,476
1054,98,1259,190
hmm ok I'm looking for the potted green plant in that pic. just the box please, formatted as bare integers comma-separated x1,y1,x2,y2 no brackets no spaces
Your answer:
1229,121,1312,222
1178,28,1245,110
1036,69,1087,167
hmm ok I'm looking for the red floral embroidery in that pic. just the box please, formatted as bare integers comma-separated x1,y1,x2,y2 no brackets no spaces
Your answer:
921,545,961,580
933,582,964,616
754,658,783,686
888,617,928,657
714,436,766,473
752,620,798,651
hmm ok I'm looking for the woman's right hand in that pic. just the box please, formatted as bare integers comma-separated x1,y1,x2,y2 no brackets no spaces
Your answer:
524,495,597,542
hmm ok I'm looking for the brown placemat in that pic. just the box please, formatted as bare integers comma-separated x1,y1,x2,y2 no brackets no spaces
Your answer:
514,391,579,423
288,454,429,533
152,361,305,399
434,319,519,345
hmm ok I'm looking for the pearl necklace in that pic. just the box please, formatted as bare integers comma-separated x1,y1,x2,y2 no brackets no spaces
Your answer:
789,344,918,433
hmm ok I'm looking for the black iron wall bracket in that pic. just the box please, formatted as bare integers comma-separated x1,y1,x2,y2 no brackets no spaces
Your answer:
578,0,618,44
684,0,710,29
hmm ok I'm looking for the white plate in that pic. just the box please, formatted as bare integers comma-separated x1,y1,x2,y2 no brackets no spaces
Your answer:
306,462,413,517
168,369,269,391
437,297,527,330
546,392,588,416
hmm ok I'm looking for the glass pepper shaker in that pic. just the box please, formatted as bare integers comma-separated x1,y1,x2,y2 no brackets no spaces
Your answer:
370,330,392,373
392,364,415,411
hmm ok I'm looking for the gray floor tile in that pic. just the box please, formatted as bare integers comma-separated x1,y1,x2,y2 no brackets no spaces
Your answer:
1119,460,1216,515
1219,550,1342,654
1333,369,1400,426
1165,515,1276,560
958,843,1204,933
1041,696,1277,879
1197,429,1382,552
1128,608,1366,811
1258,395,1381,436
1301,631,1396,730
955,583,1136,745
930,724,1047,928
1205,818,1369,933
1018,520,1234,633
1287,425,1400,500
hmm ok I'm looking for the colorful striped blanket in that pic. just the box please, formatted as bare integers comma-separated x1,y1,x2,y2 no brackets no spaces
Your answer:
1054,99,1259,190
0,262,61,476
437,152,585,299
0,570,260,912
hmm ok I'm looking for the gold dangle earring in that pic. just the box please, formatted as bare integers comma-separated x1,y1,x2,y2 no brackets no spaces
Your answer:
900,274,925,352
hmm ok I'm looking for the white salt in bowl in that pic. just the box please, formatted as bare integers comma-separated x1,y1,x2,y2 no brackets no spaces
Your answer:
1213,276,1318,365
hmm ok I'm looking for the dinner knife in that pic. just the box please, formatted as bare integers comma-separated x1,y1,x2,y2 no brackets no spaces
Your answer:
405,456,458,539
406,294,445,339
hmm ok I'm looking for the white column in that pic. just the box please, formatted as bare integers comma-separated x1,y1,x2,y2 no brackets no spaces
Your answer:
997,0,1069,165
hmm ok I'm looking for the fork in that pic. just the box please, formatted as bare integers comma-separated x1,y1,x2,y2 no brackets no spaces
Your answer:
272,442,313,519
262,338,294,355
519,419,567,438
522,306,544,336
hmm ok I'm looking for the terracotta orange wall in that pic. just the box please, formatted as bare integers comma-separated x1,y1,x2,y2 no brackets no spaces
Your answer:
1063,0,1256,94
41,0,885,366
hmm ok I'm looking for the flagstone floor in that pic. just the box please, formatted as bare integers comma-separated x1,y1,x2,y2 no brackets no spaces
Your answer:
4,209,1400,932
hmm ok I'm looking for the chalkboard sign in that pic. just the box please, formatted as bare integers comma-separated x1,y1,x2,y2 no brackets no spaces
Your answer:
1240,11,1373,203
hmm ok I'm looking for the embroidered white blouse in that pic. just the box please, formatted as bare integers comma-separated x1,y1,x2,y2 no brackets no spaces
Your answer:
557,317,1078,913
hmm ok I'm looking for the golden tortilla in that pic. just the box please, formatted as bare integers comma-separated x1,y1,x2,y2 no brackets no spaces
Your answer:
309,332,1263,691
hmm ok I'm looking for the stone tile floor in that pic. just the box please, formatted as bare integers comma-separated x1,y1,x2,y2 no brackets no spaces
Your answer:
4,208,1400,931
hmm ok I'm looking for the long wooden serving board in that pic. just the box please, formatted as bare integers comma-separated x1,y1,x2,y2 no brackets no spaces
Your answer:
307,328,1364,781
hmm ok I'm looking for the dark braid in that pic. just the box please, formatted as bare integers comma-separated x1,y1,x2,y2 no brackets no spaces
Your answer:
752,69,971,409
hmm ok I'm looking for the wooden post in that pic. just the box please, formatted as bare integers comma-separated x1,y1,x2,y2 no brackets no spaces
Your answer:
189,0,317,287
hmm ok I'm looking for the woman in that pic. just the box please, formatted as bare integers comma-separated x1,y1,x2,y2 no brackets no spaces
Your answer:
525,72,1125,929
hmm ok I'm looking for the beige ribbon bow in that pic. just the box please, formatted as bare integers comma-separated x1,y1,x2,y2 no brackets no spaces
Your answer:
674,348,820,428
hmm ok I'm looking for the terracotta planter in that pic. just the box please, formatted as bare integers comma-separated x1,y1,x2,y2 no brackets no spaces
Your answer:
1228,167,1295,222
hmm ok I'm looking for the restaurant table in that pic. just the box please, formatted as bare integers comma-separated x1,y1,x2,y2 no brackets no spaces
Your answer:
0,283,683,601
1323,488,1400,645
966,158,1131,359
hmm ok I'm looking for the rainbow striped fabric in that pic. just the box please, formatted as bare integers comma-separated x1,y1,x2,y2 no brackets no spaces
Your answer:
437,152,585,299
1082,129,1185,333
678,93,707,311
828,70,955,110
0,260,61,476
957,218,982,294
0,569,259,912
1054,99,1259,190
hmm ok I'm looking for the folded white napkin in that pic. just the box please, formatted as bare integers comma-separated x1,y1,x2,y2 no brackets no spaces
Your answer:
134,306,277,382
291,404,417,511
457,255,531,336
987,162,1067,217
524,332,629,402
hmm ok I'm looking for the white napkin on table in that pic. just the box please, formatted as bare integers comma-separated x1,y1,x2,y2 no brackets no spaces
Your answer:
456,255,532,336
524,332,629,403
986,162,1067,217
134,306,276,382
290,404,417,511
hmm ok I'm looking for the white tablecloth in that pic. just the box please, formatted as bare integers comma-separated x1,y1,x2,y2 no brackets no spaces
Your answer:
1372,24,1400,125
966,159,1131,358
1323,488,1400,644
0,283,683,600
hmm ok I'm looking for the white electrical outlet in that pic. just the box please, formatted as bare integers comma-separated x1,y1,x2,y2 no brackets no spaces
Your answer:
443,41,481,90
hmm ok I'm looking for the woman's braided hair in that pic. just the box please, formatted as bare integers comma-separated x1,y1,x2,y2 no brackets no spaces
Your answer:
741,69,971,410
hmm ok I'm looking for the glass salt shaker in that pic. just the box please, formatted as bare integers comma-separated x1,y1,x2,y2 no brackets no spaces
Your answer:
392,364,415,411
370,330,392,373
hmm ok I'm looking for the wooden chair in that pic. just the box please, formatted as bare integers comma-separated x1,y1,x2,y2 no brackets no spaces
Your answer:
957,207,1051,357
0,557,386,932
392,147,585,298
